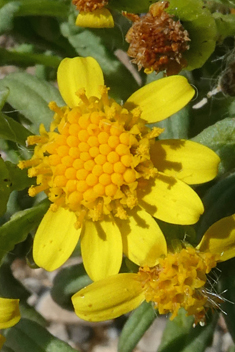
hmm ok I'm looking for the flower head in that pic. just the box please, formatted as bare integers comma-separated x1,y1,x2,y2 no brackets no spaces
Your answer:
73,0,114,28
72,214,235,325
0,298,20,348
125,1,190,75
18,57,219,281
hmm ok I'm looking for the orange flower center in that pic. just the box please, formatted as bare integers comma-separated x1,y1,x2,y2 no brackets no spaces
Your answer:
19,86,162,228
138,247,218,325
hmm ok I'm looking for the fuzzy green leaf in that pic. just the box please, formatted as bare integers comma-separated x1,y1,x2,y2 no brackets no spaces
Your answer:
0,72,64,133
158,308,217,352
214,13,235,42
0,87,9,110
19,302,47,327
4,319,78,352
118,301,156,352
0,199,49,265
0,261,30,300
0,111,31,145
0,48,61,68
167,0,217,71
219,258,235,343
191,117,235,177
155,105,190,139
0,2,20,34
51,263,92,311
109,0,152,12
5,161,33,191
196,173,235,239
0,0,69,17
0,157,11,216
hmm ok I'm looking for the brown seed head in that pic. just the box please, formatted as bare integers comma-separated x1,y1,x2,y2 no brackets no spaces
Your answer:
72,0,108,12
125,1,190,75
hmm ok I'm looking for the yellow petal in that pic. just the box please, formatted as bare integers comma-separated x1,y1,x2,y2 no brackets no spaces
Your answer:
138,172,204,225
72,273,144,321
76,9,114,28
81,218,123,281
33,208,81,271
124,76,194,123
197,214,235,262
115,207,167,267
0,298,20,329
57,57,104,108
151,139,220,184
0,334,6,349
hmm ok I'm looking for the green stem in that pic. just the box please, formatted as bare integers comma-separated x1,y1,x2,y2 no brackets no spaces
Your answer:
0,0,69,17
0,47,61,68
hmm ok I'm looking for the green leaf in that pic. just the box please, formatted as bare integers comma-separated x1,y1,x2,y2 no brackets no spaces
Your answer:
167,0,217,71
196,173,235,239
0,47,61,68
0,72,64,133
0,199,49,265
0,86,9,110
51,263,92,311
2,346,14,352
191,118,235,177
158,308,217,352
0,2,20,34
218,258,235,343
5,161,33,191
157,220,197,248
0,261,30,300
118,301,156,352
0,0,69,17
0,111,31,145
4,318,78,352
19,302,47,327
154,105,190,139
214,13,235,42
0,157,11,216
109,0,152,13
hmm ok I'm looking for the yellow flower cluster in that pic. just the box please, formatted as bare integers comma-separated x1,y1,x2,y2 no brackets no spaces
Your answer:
18,56,225,324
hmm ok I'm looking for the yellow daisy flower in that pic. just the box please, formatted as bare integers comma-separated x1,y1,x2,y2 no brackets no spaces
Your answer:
72,0,114,28
0,298,20,348
18,56,219,281
72,214,235,325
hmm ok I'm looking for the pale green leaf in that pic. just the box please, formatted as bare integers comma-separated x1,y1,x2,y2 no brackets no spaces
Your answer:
118,301,156,352
4,319,78,352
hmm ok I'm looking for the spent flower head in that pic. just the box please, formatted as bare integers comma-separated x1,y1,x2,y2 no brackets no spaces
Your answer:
18,57,220,281
72,214,235,325
125,1,190,75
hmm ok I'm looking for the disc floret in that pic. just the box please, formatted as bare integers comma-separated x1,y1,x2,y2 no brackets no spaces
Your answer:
19,86,162,228
138,246,218,325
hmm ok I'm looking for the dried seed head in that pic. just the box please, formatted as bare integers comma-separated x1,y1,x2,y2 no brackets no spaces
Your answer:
72,0,108,12
125,1,190,76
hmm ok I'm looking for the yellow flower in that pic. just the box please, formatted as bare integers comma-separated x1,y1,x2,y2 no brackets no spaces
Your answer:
18,56,219,281
72,0,114,28
72,214,235,325
0,298,20,348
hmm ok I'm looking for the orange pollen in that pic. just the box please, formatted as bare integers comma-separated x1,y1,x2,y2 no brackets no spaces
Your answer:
138,247,218,325
124,1,190,76
19,85,159,226
72,0,108,12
